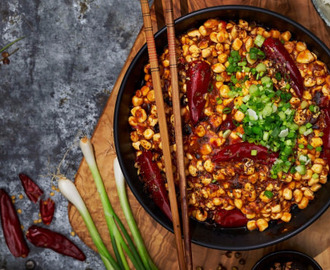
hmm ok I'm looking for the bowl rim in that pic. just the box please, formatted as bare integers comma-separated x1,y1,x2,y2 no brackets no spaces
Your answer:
252,249,323,270
114,5,330,250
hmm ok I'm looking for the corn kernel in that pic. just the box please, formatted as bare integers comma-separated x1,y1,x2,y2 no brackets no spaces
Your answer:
281,212,292,222
256,219,268,232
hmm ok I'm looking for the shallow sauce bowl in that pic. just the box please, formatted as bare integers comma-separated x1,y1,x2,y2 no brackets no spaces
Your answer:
114,5,330,250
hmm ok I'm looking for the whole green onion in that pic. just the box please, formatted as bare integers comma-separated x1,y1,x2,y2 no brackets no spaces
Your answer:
114,157,157,270
58,177,119,270
80,137,145,270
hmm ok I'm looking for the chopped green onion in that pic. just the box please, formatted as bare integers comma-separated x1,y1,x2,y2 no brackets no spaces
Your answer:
299,155,309,164
246,108,258,121
307,144,314,150
223,129,232,138
238,61,247,67
290,166,296,173
248,47,265,60
264,190,274,199
315,146,322,152
251,149,258,156
301,100,308,109
243,66,250,72
255,35,265,47
216,75,222,81
306,123,313,128
295,164,306,175
278,128,289,138
285,140,293,146
303,128,313,136
309,105,320,113
275,72,282,81
216,97,223,104
262,104,273,117
249,84,258,96
263,132,270,141
256,63,267,72
312,173,319,179
314,106,320,113
261,76,271,85
299,125,307,134
278,111,286,120
223,107,232,114
240,104,248,112
298,144,305,149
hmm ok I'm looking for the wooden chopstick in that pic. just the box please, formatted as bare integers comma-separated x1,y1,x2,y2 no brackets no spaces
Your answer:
161,0,192,269
139,1,187,269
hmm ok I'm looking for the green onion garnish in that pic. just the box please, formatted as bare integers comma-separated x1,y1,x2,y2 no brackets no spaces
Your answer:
251,149,258,156
254,35,265,47
223,129,232,138
295,165,306,175
307,144,314,150
256,63,267,73
301,100,308,109
223,107,232,114
264,190,274,199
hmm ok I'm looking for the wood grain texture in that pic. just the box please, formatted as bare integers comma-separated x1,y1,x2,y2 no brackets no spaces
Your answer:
69,1,330,269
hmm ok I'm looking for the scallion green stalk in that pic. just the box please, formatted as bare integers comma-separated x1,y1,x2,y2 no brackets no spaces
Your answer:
58,177,119,270
79,137,144,270
114,157,157,270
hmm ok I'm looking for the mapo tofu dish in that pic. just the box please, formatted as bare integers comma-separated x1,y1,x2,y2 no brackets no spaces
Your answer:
128,19,330,231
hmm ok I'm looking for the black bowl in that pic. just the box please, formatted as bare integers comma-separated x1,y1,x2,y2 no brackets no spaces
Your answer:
252,250,322,270
114,5,330,250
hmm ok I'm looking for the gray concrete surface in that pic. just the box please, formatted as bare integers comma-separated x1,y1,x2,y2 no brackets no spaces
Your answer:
0,0,149,269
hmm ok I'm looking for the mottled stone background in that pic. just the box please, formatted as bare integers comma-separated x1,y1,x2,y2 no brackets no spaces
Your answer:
0,0,149,269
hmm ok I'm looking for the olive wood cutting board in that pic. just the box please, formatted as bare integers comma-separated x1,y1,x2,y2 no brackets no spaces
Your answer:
69,0,330,269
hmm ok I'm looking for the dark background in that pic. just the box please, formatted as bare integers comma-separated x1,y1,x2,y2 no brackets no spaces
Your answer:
0,0,149,269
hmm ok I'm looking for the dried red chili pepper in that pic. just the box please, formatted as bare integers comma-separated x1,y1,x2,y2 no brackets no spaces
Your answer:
212,142,278,165
26,225,86,261
136,150,172,221
316,96,330,164
0,189,30,258
214,208,248,228
18,173,43,203
321,106,330,164
186,60,211,124
40,198,55,225
262,37,304,98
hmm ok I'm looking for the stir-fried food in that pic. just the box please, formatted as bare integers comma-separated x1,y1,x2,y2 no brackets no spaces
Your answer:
128,19,330,231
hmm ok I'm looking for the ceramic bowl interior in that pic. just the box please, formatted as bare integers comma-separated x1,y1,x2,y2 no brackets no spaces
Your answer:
114,5,330,250
252,250,322,270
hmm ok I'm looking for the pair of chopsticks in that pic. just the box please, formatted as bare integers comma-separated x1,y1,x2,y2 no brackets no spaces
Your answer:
139,0,192,269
